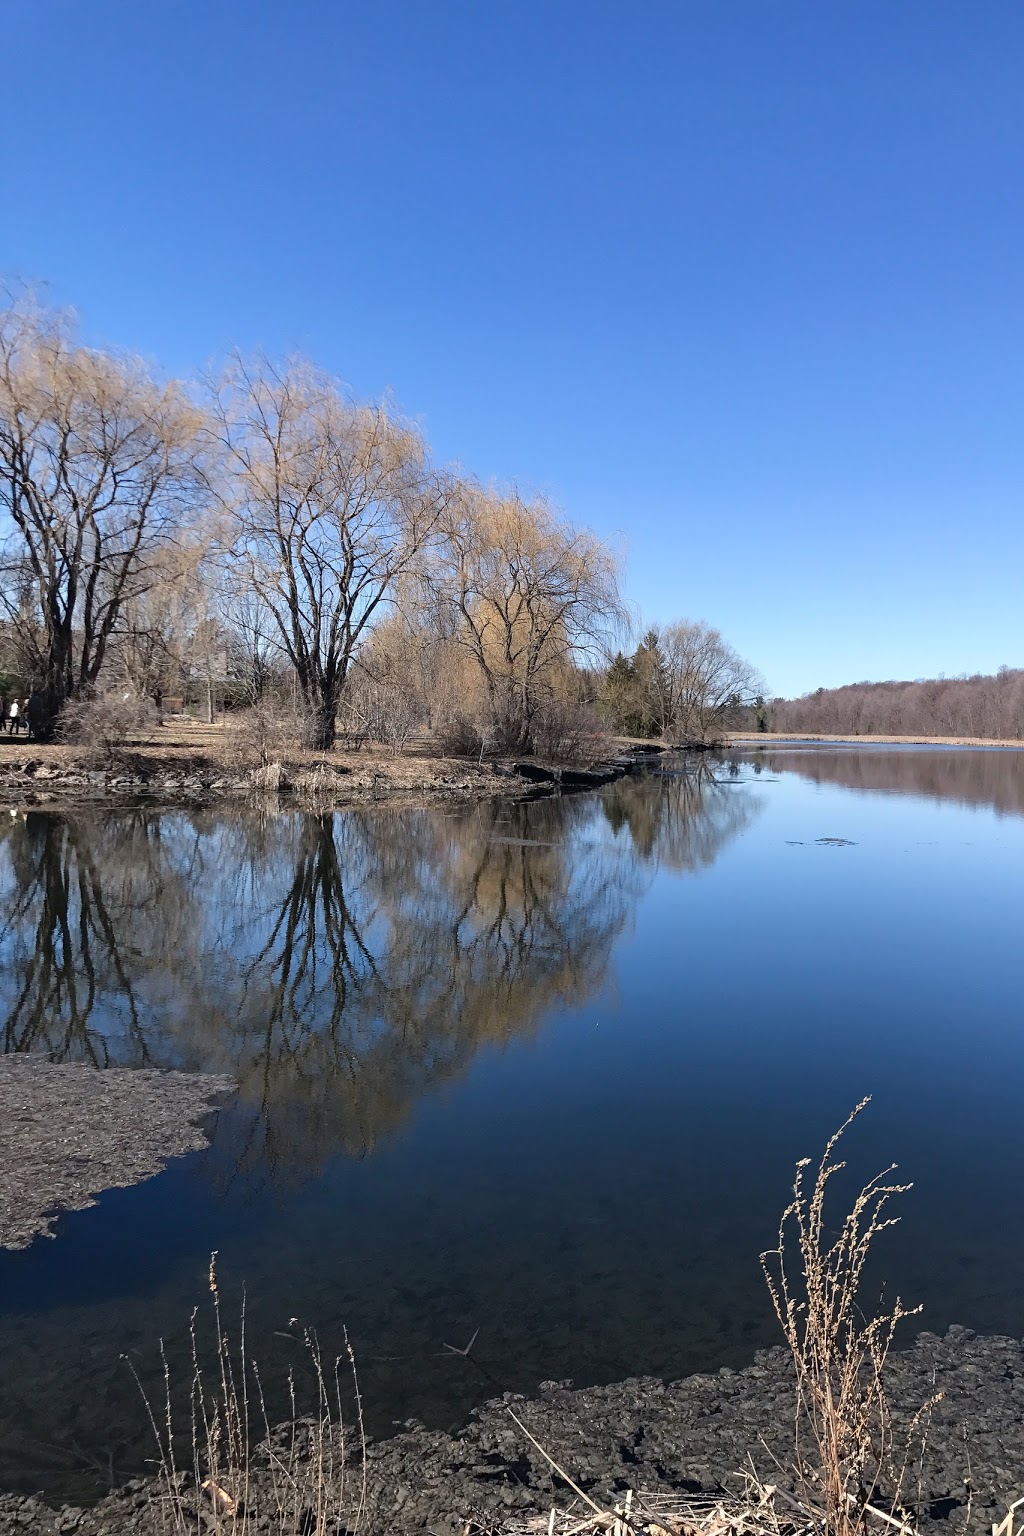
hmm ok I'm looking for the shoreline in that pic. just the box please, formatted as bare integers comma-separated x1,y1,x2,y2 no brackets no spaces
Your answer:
729,731,1024,748
0,740,662,813
0,1059,236,1250
3,744,1019,1534
0,1326,1017,1534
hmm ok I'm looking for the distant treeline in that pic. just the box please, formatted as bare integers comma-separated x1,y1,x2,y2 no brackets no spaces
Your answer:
770,668,1024,740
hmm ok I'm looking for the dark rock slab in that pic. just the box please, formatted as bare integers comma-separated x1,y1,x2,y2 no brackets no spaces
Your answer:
0,1057,235,1251
511,762,557,783
555,767,620,789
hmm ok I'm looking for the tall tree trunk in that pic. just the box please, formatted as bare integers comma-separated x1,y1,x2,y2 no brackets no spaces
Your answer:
29,687,61,744
305,693,338,752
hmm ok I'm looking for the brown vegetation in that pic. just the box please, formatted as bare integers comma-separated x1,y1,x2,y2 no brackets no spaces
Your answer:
55,690,160,767
770,670,1024,740
738,742,1024,818
761,1100,930,1536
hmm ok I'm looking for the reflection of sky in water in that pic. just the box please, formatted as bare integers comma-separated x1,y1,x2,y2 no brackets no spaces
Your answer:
1,751,1024,1503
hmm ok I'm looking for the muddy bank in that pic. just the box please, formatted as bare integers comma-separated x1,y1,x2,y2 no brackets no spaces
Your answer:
324,1327,1020,1536
0,747,654,812
0,755,512,810
0,1058,235,1250
0,1327,1018,1534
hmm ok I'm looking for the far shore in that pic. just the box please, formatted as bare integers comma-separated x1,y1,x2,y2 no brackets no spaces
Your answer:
729,730,1024,748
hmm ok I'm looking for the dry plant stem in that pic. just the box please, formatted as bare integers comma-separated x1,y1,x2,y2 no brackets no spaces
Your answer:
760,1098,923,1536
129,1251,366,1535
506,1407,619,1525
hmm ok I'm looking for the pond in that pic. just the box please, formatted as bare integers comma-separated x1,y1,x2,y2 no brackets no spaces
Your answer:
2,746,1024,1502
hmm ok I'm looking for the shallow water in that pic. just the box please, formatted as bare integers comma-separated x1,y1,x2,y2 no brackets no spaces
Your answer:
2,748,1024,1501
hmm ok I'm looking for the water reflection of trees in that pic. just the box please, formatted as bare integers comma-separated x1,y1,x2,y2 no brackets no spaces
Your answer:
0,812,205,1062
0,771,761,1181
602,762,763,871
193,796,650,1179
743,746,1024,818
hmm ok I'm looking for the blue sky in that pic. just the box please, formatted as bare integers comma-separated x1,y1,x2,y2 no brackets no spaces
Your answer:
2,1,1021,696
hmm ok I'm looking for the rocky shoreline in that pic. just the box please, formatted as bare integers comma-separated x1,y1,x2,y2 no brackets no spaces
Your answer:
0,1059,236,1250
0,1326,1019,1535
0,743,664,812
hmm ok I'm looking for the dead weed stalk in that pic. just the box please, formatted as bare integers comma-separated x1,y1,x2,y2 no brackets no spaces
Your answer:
126,1253,366,1534
760,1098,933,1536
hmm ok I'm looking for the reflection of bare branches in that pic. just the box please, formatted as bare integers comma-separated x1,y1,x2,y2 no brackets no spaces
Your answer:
203,797,647,1183
244,815,381,1033
0,773,763,1189
602,760,764,871
0,811,205,1064
2,818,141,1062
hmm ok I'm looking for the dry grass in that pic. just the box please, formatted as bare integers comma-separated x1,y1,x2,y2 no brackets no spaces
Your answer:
128,1255,366,1535
0,713,626,771
492,1481,804,1536
0,713,510,795
497,1412,807,1536
760,1099,936,1536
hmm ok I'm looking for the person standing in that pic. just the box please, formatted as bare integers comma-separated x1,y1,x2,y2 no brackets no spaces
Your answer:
8,699,20,735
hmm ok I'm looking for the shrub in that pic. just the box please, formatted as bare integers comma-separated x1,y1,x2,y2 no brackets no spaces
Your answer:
339,671,419,755
531,696,606,765
57,691,158,767
436,712,486,758
226,703,306,769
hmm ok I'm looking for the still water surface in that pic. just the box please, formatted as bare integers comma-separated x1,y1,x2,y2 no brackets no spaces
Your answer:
2,747,1024,1500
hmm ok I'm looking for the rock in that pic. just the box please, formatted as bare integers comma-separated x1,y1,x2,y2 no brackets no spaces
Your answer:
512,762,556,783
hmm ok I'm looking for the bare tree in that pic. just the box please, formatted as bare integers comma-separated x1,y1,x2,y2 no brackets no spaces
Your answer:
224,585,278,705
114,535,211,708
213,355,453,750
659,619,761,745
428,484,622,754
0,289,208,736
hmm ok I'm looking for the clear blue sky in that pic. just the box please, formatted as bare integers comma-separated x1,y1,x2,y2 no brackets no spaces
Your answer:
3,1,1021,697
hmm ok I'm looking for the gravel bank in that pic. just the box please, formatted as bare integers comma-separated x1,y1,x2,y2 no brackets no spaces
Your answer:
0,1058,235,1250
0,1327,1019,1535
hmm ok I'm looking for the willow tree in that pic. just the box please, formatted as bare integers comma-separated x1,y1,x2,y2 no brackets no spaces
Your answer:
660,619,762,744
214,355,453,750
429,485,622,754
0,292,209,736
